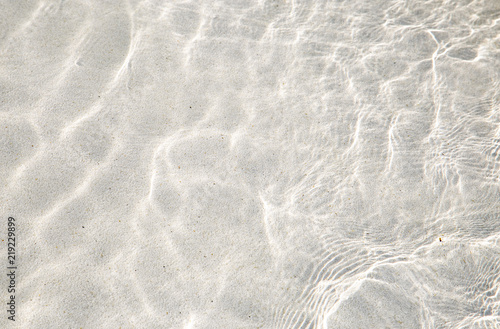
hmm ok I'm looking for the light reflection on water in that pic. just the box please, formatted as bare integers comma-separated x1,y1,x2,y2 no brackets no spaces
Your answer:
1,0,499,328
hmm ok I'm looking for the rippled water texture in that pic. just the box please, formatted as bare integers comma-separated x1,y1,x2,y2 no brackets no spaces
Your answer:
1,0,500,328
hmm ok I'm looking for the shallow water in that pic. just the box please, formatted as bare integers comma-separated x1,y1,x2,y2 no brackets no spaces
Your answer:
1,0,500,328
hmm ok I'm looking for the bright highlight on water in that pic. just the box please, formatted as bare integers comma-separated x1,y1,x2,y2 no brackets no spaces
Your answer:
0,0,499,328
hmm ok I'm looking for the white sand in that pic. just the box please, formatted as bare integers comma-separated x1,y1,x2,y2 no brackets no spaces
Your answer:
1,0,500,328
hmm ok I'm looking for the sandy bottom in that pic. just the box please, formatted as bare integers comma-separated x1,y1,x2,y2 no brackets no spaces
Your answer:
1,0,500,328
